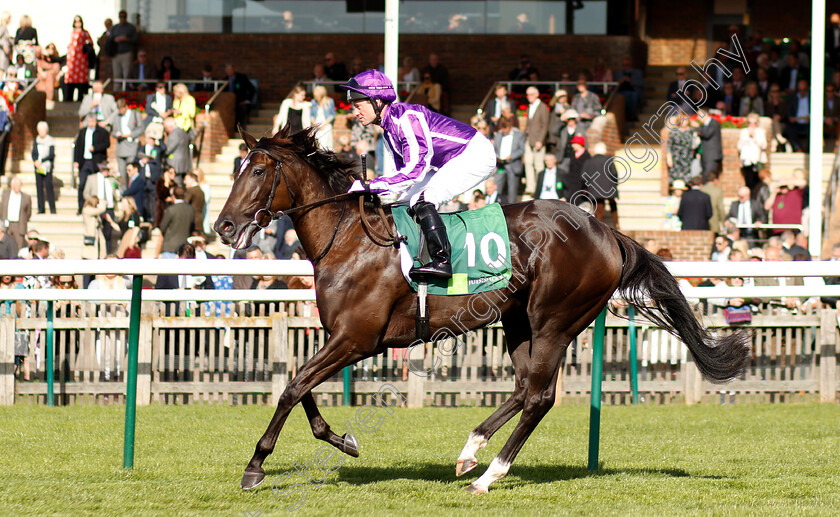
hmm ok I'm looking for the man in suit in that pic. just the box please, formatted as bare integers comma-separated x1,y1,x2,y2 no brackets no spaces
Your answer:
570,78,602,134
164,117,191,175
535,153,563,200
156,186,194,259
110,98,144,185
136,131,166,220
825,83,840,141
323,52,349,81
778,53,809,94
523,86,549,199
183,171,205,236
129,49,157,91
74,113,111,214
784,79,810,152
145,81,174,123
666,67,692,113
193,64,216,92
224,63,256,129
694,112,723,177
699,172,725,235
727,186,766,246
780,230,809,259
677,176,712,231
0,176,32,248
484,83,509,136
122,162,147,221
492,116,525,204
78,80,118,130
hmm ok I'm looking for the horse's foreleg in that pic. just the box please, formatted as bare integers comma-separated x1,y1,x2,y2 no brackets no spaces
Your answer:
301,392,359,457
242,332,370,490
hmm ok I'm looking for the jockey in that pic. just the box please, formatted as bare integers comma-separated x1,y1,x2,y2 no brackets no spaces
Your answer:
341,70,496,280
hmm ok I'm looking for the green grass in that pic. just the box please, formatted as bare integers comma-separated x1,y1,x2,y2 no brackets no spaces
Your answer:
2,403,840,516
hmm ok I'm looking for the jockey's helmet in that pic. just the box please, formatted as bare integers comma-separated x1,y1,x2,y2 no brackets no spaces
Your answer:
341,70,397,104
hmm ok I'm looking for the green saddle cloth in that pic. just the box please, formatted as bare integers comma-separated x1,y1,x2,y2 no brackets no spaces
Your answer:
391,203,512,295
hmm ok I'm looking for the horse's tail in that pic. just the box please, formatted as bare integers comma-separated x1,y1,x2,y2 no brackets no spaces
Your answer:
611,229,750,383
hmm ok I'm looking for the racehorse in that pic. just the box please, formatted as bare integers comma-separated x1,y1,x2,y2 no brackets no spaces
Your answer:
214,127,751,494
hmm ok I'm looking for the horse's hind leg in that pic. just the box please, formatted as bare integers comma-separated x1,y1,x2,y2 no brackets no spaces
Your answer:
301,392,359,457
456,315,531,477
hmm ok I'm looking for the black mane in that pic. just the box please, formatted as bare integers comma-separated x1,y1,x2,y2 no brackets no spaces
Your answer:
256,126,362,194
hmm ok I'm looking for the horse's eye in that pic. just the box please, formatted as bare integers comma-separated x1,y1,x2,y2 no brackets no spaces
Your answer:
253,167,264,177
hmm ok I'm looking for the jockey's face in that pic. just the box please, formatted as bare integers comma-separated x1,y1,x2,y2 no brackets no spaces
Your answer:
352,99,377,126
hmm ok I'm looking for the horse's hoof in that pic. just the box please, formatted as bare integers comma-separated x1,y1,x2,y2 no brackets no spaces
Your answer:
456,458,477,477
339,433,359,457
241,468,266,490
465,483,487,495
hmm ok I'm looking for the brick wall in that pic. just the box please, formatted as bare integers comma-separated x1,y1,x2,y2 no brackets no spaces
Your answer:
130,34,644,106
645,0,708,65
624,229,714,261
7,91,46,170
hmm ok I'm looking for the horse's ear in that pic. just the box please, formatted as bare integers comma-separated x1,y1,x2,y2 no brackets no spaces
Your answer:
239,125,258,150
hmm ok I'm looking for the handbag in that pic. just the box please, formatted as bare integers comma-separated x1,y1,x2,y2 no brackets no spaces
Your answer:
82,42,97,69
83,235,96,246
723,306,752,325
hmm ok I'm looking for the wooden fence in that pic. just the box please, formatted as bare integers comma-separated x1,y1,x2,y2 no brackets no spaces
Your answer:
2,302,838,406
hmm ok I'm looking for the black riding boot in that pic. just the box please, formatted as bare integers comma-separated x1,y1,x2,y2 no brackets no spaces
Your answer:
409,200,452,281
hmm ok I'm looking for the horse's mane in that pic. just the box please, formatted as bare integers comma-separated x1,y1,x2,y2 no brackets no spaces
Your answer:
256,126,362,194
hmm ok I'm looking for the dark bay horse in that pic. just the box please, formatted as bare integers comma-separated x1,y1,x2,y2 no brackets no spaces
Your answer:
214,127,750,494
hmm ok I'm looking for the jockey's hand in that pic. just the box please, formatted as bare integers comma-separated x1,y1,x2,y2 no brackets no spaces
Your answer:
348,180,368,193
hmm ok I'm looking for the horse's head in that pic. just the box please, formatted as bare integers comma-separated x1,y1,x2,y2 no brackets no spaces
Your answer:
214,128,297,249
214,126,361,249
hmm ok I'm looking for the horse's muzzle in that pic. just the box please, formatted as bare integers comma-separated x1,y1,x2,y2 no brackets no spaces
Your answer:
214,218,237,245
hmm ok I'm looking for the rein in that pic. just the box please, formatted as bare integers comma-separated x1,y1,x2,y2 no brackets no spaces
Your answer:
243,146,404,263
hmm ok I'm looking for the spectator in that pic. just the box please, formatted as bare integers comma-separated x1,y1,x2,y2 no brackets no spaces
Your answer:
96,17,113,80
137,129,165,219
570,78,602,134
17,230,43,258
276,229,300,260
753,246,803,309
1,273,27,381
172,83,197,135
111,98,144,185
154,166,176,228
535,153,562,200
555,109,582,173
780,230,809,259
564,135,590,204
0,175,31,248
417,72,441,112
274,85,310,134
0,12,11,72
79,80,118,129
335,134,359,166
233,142,248,174
778,53,808,94
765,84,789,151
765,177,806,233
155,242,214,290
224,63,255,129
583,142,619,228
81,195,106,259
312,64,328,84
694,110,723,178
484,177,499,204
710,236,732,262
738,81,764,116
83,162,119,253
35,43,60,109
73,113,110,214
470,115,490,139
129,49,157,91
468,189,486,210
402,56,420,84
13,15,38,61
825,83,840,142
546,89,570,152
157,56,180,81
0,222,17,258
784,79,810,152
699,171,725,235
310,85,335,150
145,81,174,124
820,242,840,311
719,81,740,117
666,67,691,113
183,171,205,236
109,10,137,91
677,176,712,231
737,112,767,190
755,66,773,100
122,161,146,221
156,185,194,259
64,15,93,102
31,121,55,214
523,86,549,200
484,83,509,135
666,114,696,184
509,54,535,84
163,117,191,175
421,53,450,114
616,55,645,121
828,13,840,67
728,186,766,247
194,168,211,235
323,52,348,81
492,115,525,204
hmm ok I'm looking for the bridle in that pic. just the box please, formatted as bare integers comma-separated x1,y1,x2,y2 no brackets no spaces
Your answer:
240,146,404,263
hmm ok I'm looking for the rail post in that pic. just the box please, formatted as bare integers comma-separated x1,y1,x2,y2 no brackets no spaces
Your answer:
588,306,608,471
46,301,54,406
628,306,639,404
123,275,143,469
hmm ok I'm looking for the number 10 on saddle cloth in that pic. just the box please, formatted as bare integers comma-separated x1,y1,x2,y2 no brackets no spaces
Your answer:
391,203,512,295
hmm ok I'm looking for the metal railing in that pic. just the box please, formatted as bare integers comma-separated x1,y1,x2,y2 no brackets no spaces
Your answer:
110,78,228,93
